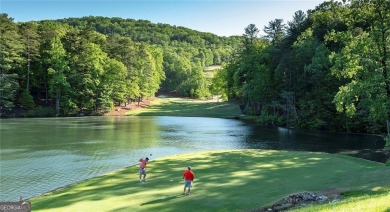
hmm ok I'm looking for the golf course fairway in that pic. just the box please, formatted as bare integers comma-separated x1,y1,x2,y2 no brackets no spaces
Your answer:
31,149,390,211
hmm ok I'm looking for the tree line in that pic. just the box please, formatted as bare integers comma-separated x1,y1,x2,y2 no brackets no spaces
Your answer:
215,0,390,136
0,14,241,117
2,0,389,138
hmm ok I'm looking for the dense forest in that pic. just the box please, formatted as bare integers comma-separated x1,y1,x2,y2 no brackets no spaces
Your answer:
1,0,389,138
215,0,389,137
0,13,241,117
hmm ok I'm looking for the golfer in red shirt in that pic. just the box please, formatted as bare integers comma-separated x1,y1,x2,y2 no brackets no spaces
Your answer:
183,166,195,195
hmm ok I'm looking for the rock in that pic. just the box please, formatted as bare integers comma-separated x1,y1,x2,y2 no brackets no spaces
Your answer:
318,195,328,201
257,191,338,212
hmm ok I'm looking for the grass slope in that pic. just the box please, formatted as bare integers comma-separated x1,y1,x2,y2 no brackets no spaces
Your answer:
125,97,243,118
31,150,390,211
293,188,390,211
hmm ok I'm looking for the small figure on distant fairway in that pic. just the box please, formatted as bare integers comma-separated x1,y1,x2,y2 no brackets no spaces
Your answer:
139,157,149,182
183,166,195,195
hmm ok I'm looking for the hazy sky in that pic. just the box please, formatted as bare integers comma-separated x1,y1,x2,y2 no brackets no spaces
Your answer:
1,0,324,37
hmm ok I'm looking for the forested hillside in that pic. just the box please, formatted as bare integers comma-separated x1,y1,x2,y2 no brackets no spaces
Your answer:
1,0,389,138
218,0,390,135
0,14,241,117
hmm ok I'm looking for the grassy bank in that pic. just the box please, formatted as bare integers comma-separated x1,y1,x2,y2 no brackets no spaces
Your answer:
31,150,390,211
125,97,244,118
293,188,390,211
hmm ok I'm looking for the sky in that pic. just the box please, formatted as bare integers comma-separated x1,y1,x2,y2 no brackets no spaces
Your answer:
1,0,325,37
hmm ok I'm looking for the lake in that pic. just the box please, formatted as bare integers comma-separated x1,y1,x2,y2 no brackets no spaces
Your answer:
0,116,385,201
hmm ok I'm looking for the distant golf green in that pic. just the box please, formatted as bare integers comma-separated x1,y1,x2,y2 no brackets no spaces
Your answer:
125,97,244,118
31,149,390,211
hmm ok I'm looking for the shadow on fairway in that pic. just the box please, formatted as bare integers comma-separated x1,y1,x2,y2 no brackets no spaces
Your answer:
141,194,185,206
31,150,389,211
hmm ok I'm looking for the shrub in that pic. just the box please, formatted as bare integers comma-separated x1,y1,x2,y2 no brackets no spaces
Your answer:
21,106,56,117
19,89,35,109
384,135,390,150
385,158,390,167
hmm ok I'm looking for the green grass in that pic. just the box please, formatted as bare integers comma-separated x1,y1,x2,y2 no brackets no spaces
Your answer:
293,189,390,211
125,97,243,118
31,149,390,211
204,65,222,79
31,99,390,211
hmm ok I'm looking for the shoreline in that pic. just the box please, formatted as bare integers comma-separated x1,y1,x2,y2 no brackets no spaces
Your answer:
27,163,139,201
27,149,224,201
104,97,157,116
27,149,205,201
30,149,390,211
7,97,389,202
28,148,387,202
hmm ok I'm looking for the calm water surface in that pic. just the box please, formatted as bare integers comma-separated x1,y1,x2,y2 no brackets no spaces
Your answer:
0,116,385,201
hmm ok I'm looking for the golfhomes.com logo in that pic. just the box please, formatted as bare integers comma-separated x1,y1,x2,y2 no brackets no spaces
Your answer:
0,201,31,212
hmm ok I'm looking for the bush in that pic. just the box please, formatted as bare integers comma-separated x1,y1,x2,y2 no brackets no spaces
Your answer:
257,110,284,126
19,89,35,109
385,159,390,167
384,135,390,150
21,106,56,118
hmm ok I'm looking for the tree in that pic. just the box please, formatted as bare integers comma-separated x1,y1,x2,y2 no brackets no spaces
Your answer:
292,29,337,130
226,26,273,115
243,24,259,50
187,61,209,98
0,14,23,116
329,0,390,134
38,20,69,104
75,42,107,112
210,68,228,101
19,22,40,90
46,37,70,115
101,58,127,109
136,43,165,100
307,0,347,45
263,19,286,46
62,28,109,113
285,10,307,46
105,34,140,104
18,88,35,109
